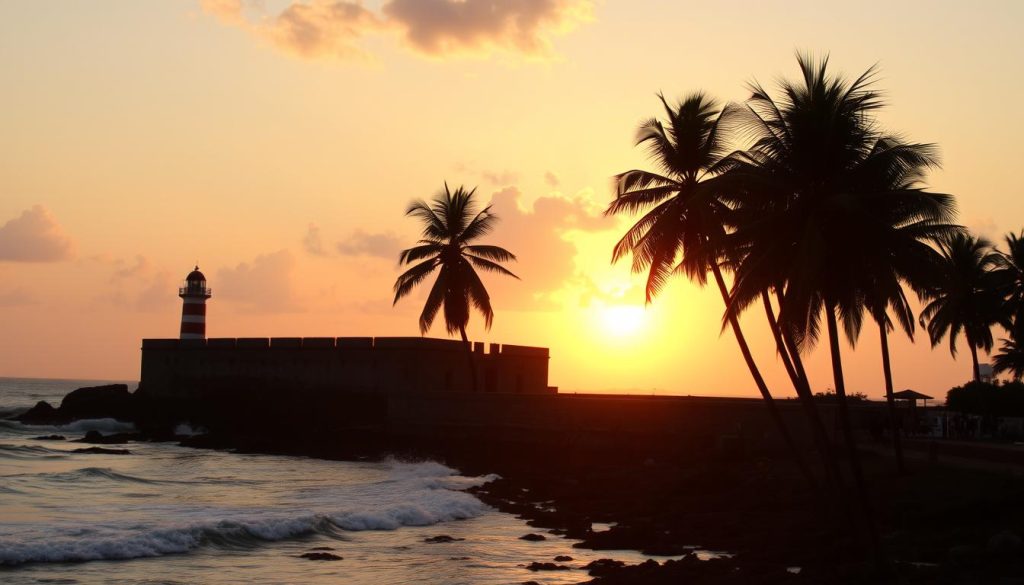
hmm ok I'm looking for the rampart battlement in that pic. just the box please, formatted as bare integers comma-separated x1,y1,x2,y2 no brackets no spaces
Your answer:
141,336,549,357
139,336,552,398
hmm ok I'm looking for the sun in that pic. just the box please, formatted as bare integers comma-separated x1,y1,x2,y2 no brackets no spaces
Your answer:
598,304,647,338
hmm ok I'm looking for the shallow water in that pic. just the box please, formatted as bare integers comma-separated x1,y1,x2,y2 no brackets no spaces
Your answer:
0,378,676,584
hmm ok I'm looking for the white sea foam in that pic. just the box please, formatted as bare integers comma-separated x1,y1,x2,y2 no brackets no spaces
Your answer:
0,460,496,566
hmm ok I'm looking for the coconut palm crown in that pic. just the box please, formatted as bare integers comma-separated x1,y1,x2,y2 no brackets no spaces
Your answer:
393,184,518,337
919,233,1003,381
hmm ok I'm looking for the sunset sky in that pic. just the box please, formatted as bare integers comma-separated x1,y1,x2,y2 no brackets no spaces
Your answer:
1,1,1023,398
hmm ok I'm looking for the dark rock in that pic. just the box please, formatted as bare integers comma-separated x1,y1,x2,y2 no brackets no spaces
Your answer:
60,384,134,421
299,552,343,561
32,435,65,441
521,582,541,585
988,530,1022,555
77,431,140,444
448,556,471,560
306,546,335,551
72,447,131,455
520,533,546,542
553,555,573,562
584,558,626,577
424,535,464,544
17,401,61,425
525,562,570,571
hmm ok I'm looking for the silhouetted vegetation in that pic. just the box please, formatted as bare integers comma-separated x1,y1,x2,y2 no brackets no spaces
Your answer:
393,184,519,392
946,380,1024,418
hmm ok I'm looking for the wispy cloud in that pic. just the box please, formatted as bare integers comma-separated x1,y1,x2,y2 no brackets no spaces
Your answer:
336,229,402,259
200,0,593,61
0,205,74,263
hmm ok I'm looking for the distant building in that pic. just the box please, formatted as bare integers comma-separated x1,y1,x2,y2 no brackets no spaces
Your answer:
142,267,552,397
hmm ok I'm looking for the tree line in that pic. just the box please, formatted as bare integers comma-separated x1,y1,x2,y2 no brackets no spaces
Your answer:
389,53,1023,563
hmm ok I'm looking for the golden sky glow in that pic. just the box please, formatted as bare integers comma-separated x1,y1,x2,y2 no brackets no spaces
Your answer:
1,1,1023,398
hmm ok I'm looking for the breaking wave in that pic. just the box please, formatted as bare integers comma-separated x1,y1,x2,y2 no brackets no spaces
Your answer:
0,461,496,567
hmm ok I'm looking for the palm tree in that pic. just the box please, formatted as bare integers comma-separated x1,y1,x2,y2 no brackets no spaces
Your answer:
605,92,814,487
393,184,519,392
721,54,956,554
920,233,1003,382
994,231,1024,326
993,322,1024,380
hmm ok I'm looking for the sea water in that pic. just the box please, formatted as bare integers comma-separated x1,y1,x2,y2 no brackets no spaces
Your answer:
0,378,662,584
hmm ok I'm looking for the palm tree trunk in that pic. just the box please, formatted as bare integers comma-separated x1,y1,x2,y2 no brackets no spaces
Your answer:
825,303,880,560
966,331,982,382
765,291,851,508
878,324,906,474
710,264,814,488
762,291,800,389
459,326,479,392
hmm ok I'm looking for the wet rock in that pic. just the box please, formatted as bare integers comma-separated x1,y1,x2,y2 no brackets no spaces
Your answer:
520,533,546,542
72,447,131,455
424,535,464,544
988,530,1022,555
60,384,134,421
32,435,66,441
584,558,626,577
299,552,343,561
525,562,570,571
16,401,61,425
554,555,573,562
77,430,140,444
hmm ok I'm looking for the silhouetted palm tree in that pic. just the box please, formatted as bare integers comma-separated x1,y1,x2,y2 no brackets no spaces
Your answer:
994,231,1024,326
920,233,1003,382
394,184,519,392
605,92,814,486
721,54,956,554
993,322,1024,380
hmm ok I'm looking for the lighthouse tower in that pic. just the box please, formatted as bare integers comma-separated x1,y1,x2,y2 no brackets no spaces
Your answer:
178,266,212,340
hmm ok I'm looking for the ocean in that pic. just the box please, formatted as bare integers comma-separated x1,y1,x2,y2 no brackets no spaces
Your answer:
0,378,659,584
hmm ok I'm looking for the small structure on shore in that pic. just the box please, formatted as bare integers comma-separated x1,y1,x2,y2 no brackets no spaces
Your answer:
178,266,211,340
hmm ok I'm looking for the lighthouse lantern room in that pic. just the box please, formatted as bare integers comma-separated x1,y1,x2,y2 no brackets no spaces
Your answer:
179,266,212,340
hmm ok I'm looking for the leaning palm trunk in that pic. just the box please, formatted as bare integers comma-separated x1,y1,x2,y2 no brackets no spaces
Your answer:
825,304,880,560
878,324,906,473
459,326,480,392
763,291,849,497
710,264,815,488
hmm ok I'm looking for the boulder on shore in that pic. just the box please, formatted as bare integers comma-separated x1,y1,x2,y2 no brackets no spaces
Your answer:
15,385,135,426
17,401,60,425
60,384,134,420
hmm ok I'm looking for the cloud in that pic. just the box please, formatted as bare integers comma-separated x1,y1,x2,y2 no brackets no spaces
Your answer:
336,229,402,259
383,0,592,58
484,185,610,309
215,250,302,312
303,223,328,256
0,287,39,307
544,170,560,187
0,205,74,262
201,0,593,60
111,255,151,280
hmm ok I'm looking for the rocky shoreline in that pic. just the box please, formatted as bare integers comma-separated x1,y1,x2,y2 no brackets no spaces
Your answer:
12,384,1024,584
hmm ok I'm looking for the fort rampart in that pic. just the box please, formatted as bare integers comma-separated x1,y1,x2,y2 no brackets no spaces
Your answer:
139,336,552,398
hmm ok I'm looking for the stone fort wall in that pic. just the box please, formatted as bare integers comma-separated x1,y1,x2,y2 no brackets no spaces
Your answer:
139,336,552,398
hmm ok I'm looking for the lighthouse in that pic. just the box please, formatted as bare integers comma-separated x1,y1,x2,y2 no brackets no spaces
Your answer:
178,266,212,340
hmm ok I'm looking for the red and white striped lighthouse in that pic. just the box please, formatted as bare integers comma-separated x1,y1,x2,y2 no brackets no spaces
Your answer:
178,266,212,340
